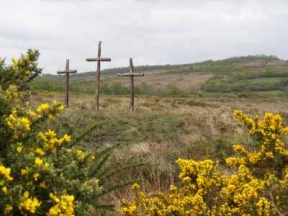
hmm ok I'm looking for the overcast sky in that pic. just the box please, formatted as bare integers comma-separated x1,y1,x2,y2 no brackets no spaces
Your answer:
0,0,287,74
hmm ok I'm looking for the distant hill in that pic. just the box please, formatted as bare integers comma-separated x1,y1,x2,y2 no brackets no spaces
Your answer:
31,55,288,95
41,63,195,81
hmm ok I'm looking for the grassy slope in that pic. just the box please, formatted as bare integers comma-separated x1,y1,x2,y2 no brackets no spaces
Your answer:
31,55,288,95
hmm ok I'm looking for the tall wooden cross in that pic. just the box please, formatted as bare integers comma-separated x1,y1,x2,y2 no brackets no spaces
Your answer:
57,59,77,107
118,58,144,112
86,41,111,110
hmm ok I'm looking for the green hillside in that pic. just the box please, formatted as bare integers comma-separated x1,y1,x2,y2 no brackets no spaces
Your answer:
30,55,288,95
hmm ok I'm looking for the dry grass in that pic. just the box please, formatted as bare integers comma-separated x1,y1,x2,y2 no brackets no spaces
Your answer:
30,92,288,147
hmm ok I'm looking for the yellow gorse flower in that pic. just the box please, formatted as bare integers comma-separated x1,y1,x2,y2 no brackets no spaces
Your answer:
49,193,60,203
34,147,45,156
2,186,8,193
21,167,29,176
35,157,43,167
37,130,71,150
5,85,19,102
33,173,40,181
18,191,41,214
4,205,13,214
16,145,23,153
6,110,31,139
0,165,13,183
48,194,74,216
36,103,50,115
76,150,86,161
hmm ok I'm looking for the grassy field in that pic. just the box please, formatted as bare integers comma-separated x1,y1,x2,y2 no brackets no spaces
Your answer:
29,91,288,211
27,55,288,213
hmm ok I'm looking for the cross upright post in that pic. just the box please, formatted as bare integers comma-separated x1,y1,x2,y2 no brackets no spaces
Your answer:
57,59,77,107
118,58,144,112
86,41,111,111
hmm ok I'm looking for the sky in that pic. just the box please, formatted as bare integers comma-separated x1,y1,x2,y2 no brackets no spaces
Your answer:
0,0,288,74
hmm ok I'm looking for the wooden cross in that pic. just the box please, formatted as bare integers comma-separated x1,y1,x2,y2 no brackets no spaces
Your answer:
86,41,111,110
118,58,144,112
57,59,77,108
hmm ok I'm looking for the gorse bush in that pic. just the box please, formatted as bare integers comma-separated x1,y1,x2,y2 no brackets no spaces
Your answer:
0,50,113,215
121,110,288,215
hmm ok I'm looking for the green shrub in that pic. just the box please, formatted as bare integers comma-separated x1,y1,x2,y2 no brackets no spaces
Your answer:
0,50,123,215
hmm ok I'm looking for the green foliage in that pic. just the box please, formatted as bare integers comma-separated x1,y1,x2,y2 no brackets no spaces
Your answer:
202,67,288,93
0,49,42,91
30,77,64,92
159,84,186,96
135,82,155,95
32,78,189,96
101,82,130,95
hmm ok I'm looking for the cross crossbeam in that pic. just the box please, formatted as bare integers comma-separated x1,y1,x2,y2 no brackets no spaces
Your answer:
86,58,111,62
57,59,77,107
118,58,144,112
86,41,111,110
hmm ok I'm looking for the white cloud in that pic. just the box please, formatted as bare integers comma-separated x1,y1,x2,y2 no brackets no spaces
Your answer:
0,0,288,74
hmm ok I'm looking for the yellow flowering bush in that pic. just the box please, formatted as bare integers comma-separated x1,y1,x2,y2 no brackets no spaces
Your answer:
48,193,74,215
122,110,288,215
0,50,112,215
